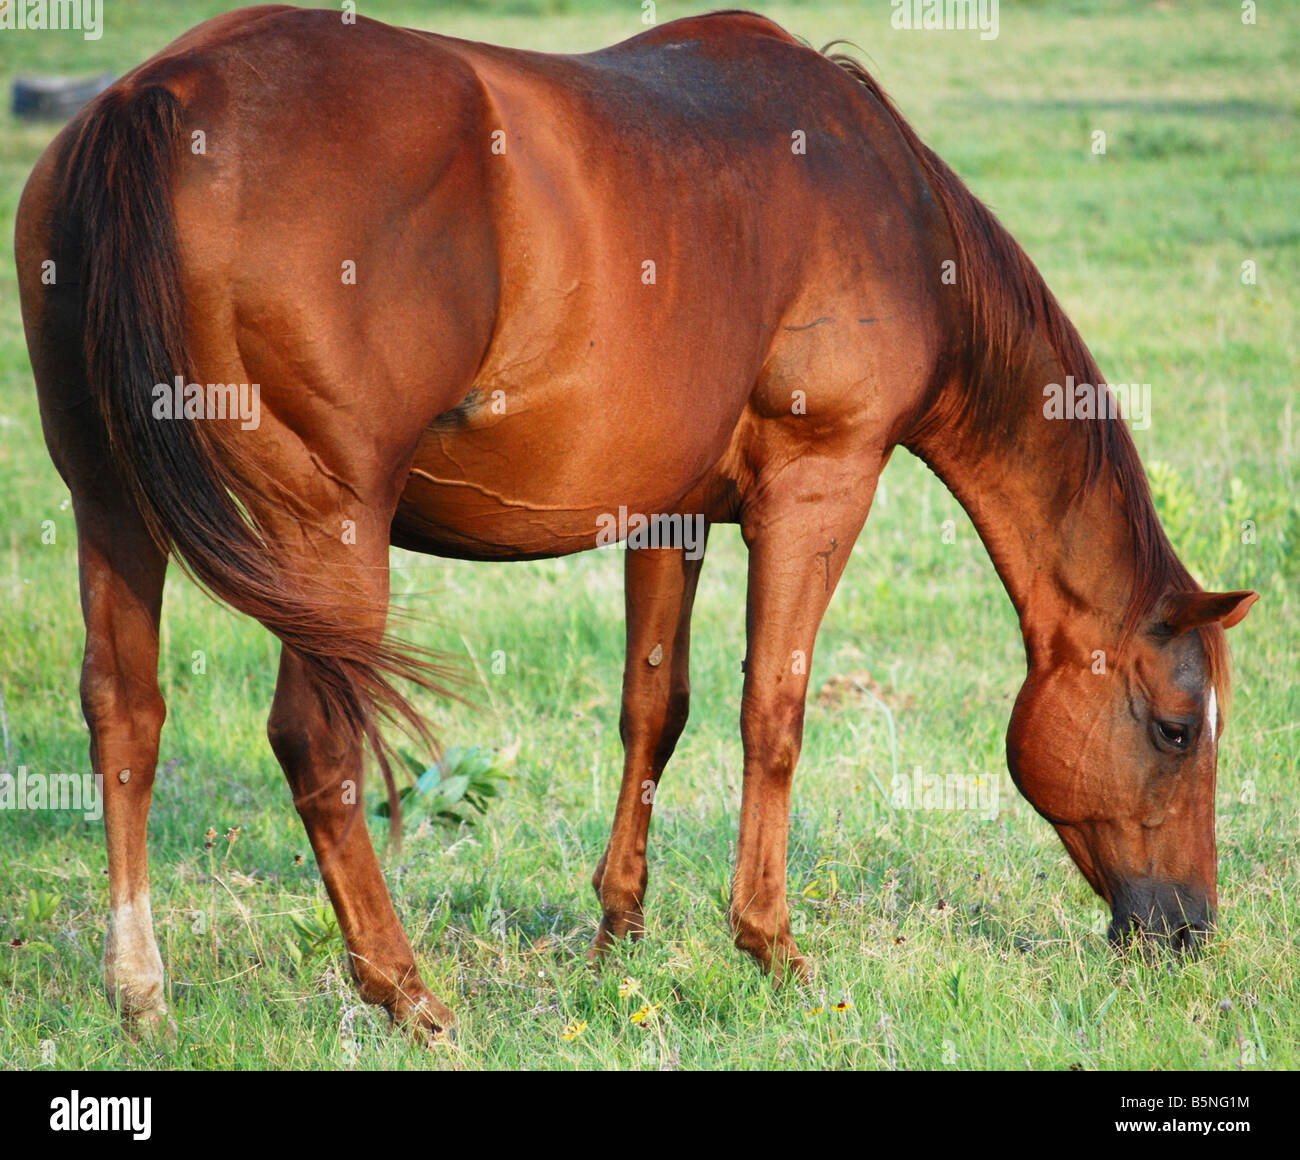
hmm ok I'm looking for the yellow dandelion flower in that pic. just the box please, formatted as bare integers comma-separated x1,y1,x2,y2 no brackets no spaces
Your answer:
618,976,640,998
630,1003,662,1024
561,1020,588,1041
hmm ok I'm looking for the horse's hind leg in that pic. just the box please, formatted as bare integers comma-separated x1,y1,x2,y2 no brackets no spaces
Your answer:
263,528,454,1038
21,153,171,1031
268,648,451,1032
590,538,706,959
731,454,880,980
74,491,172,1031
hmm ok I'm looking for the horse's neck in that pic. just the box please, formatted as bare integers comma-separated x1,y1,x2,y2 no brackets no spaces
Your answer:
908,332,1141,665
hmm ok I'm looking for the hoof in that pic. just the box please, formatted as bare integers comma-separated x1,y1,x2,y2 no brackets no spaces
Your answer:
588,910,646,967
123,1005,177,1043
398,994,457,1046
733,922,809,985
773,951,813,987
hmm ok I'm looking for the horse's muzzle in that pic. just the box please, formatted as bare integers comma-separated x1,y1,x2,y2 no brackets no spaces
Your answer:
1108,879,1215,954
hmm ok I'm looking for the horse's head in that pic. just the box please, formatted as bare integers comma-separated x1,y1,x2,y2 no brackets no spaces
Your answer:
1007,589,1257,951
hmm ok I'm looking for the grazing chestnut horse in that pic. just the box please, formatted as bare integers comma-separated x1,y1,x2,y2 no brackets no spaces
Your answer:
16,7,1256,1038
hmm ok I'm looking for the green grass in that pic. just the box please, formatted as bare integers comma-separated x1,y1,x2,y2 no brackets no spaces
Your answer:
1,0,1297,1070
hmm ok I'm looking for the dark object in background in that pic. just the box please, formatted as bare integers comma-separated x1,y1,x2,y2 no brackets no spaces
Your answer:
13,73,114,122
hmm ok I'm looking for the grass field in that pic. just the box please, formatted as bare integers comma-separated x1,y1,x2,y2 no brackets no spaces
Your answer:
0,0,1296,1070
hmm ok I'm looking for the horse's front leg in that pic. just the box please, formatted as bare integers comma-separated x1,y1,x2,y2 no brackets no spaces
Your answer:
731,455,879,980
590,531,706,959
73,491,172,1032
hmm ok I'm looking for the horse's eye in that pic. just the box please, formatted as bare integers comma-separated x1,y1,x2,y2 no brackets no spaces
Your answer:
1152,720,1190,752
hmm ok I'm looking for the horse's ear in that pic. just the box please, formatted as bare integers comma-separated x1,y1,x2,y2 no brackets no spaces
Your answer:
1164,590,1258,633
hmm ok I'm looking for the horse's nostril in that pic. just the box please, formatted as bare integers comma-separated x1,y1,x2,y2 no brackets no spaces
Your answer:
1108,884,1214,955
1107,912,1142,947
1171,920,1212,955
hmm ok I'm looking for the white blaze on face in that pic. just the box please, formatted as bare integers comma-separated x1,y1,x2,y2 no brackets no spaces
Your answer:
1207,686,1218,744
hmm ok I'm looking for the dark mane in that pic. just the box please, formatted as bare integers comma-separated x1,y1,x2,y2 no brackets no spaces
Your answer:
825,48,1230,701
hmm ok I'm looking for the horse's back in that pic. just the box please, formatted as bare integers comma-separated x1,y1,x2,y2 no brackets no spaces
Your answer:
28,6,952,557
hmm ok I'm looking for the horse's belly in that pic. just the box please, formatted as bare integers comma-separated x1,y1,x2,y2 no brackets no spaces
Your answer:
391,456,613,561
391,410,725,562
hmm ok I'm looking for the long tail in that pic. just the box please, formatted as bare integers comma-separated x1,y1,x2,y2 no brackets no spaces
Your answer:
61,84,446,833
